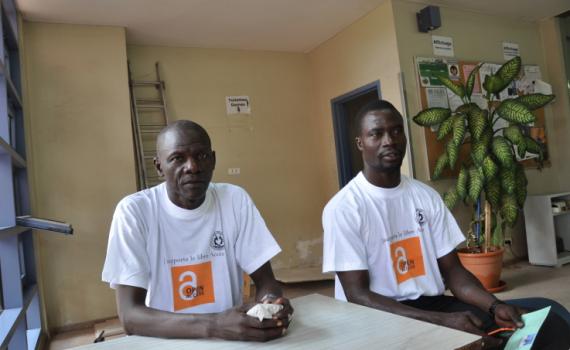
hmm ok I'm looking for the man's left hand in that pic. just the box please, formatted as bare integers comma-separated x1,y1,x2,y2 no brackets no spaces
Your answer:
261,295,294,328
494,304,525,329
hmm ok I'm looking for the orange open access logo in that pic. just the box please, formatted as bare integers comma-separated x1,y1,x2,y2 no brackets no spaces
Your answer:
390,236,426,284
171,261,215,311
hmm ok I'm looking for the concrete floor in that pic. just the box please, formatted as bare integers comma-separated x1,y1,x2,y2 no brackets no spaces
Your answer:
48,260,570,349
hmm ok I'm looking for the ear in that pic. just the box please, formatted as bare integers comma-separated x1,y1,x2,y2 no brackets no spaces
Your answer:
211,151,217,170
154,156,164,177
356,137,363,151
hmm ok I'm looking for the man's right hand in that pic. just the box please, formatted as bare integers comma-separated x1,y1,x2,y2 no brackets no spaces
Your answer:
211,305,286,342
436,311,486,335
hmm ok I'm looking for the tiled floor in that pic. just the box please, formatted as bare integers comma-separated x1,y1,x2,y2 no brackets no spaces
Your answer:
48,261,570,349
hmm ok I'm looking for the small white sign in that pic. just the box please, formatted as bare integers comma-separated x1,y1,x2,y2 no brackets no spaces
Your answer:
432,35,454,57
503,42,519,60
226,96,251,114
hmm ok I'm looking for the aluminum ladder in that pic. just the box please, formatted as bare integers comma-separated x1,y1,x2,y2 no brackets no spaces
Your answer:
128,62,169,189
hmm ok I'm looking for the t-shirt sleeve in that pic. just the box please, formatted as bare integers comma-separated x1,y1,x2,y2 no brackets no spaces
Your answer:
429,192,466,258
102,198,150,290
234,189,281,275
322,203,367,273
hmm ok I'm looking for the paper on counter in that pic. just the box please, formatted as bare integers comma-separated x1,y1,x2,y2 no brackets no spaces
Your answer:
246,303,283,322
504,306,551,350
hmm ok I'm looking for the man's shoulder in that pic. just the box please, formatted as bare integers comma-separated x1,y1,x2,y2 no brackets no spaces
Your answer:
116,183,163,212
323,178,363,216
211,182,249,198
210,182,254,207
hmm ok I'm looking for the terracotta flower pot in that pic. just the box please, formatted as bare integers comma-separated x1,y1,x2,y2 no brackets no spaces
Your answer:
457,247,505,292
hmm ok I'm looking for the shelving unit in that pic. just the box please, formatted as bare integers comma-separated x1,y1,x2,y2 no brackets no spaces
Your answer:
0,0,44,349
524,192,570,267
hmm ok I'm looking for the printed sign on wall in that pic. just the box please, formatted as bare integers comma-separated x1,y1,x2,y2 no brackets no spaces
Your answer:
503,42,520,60
432,35,454,57
226,96,251,115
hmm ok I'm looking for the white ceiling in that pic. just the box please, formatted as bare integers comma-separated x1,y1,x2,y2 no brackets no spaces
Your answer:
16,0,570,53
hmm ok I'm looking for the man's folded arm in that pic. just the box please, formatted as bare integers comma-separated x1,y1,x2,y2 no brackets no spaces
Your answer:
337,270,485,335
115,284,284,341
249,261,294,327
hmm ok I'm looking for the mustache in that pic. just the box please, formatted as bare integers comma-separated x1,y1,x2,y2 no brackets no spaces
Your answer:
378,149,402,157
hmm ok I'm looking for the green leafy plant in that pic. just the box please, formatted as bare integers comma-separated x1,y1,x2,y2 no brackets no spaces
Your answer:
413,57,555,252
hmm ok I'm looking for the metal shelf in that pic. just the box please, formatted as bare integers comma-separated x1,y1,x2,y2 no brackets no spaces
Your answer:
0,284,38,349
26,328,41,350
0,225,30,238
0,307,22,349
0,58,22,108
0,136,25,168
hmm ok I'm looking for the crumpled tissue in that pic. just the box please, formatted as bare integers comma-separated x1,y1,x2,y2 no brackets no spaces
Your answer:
246,303,283,321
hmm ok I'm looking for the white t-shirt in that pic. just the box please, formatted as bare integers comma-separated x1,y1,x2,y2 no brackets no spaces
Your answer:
322,172,465,302
102,182,281,313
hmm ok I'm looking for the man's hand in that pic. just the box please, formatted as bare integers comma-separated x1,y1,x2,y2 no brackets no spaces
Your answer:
261,295,294,328
436,311,486,335
212,305,285,342
493,304,525,329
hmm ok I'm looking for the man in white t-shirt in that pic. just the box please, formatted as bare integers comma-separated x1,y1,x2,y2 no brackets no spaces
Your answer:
322,100,570,349
102,120,292,341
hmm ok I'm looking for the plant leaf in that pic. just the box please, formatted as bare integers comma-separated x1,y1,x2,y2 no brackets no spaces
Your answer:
491,215,503,246
468,167,484,202
471,128,491,166
485,178,501,208
443,189,459,209
515,93,555,110
456,166,469,200
447,141,460,169
438,75,465,98
503,125,523,145
524,137,543,155
517,139,527,159
437,115,455,140
496,56,522,87
483,74,505,94
413,108,452,126
455,103,477,115
524,137,545,164
514,165,528,208
465,65,481,98
501,194,519,227
492,136,515,169
468,107,488,140
500,167,516,194
452,115,466,146
433,152,448,180
482,156,498,180
497,100,535,124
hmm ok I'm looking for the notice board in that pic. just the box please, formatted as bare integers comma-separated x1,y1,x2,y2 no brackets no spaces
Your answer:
415,57,550,179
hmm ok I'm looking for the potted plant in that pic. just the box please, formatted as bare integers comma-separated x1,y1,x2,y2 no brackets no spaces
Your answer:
412,56,555,291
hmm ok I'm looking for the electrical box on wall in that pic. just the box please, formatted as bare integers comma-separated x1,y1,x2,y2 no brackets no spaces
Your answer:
417,6,441,33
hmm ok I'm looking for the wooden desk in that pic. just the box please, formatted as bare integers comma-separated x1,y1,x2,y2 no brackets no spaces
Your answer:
74,294,479,349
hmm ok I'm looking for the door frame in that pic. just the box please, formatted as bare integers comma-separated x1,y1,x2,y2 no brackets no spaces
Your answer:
330,80,381,188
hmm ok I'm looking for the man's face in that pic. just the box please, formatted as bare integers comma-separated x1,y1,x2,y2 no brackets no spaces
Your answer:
155,128,215,208
356,109,407,172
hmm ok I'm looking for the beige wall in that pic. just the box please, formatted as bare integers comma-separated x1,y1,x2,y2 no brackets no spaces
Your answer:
391,1,568,242
309,0,409,204
127,46,325,269
534,18,570,195
23,23,136,329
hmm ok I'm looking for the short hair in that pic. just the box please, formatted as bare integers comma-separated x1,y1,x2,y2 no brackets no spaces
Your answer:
156,120,211,153
354,100,402,134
